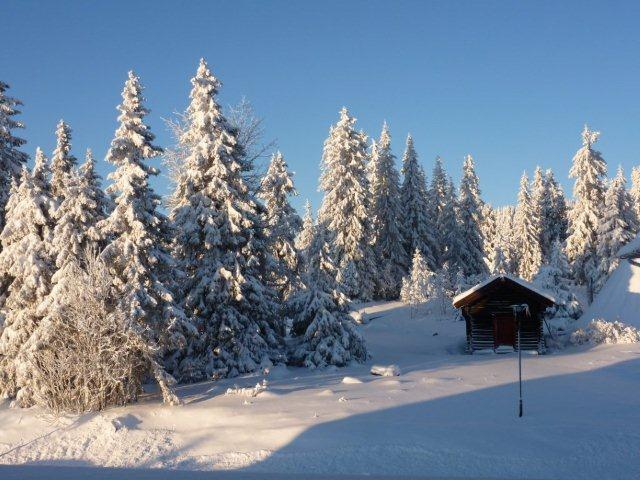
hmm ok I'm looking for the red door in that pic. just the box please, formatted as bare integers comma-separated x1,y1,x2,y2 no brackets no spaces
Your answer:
493,315,516,348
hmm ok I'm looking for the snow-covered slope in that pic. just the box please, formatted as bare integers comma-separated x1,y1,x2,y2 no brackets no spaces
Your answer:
1,301,640,479
581,257,640,327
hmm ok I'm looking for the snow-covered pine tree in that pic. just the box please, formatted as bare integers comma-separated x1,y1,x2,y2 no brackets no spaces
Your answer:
399,134,437,270
369,122,407,299
50,157,108,273
49,120,77,202
318,107,376,301
400,249,434,305
457,155,487,277
79,149,112,225
630,166,640,230
494,206,519,274
440,176,465,271
543,169,569,249
170,59,283,380
38,149,110,325
481,203,496,271
258,151,302,299
429,156,449,266
515,172,542,281
565,126,607,303
534,239,582,322
98,71,194,379
295,199,315,262
490,244,508,275
288,222,367,368
531,166,552,261
0,166,54,405
596,166,636,288
0,81,29,230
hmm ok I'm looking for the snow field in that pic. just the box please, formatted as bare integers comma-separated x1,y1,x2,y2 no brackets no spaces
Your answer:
2,301,639,479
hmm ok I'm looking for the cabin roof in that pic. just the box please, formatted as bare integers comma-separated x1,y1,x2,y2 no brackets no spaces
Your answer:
452,274,556,309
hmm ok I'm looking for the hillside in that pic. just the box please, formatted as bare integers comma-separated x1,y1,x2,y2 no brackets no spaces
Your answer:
2,301,639,479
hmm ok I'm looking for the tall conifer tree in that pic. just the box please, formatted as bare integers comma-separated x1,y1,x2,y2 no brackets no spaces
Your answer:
566,126,607,302
318,108,376,300
369,122,406,299
170,59,282,380
0,81,28,229
399,135,437,270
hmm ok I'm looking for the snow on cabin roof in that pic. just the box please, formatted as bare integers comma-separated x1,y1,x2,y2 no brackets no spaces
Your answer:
617,233,640,259
452,274,557,308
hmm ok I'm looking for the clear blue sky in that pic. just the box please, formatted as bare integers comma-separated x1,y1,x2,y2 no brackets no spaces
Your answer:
4,0,640,212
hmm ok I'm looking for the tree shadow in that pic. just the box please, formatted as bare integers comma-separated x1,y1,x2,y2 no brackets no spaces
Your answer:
230,357,640,480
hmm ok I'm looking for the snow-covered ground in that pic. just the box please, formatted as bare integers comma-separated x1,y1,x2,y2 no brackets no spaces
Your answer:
2,301,640,479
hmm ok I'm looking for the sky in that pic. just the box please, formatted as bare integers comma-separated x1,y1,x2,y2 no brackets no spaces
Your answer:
3,0,640,213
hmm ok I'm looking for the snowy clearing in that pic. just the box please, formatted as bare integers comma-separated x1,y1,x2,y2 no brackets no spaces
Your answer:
2,301,640,479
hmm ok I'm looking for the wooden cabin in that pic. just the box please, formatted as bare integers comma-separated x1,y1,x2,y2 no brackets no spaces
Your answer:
452,275,556,354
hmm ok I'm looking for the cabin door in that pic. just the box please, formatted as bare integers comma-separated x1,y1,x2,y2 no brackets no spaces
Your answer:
493,314,516,348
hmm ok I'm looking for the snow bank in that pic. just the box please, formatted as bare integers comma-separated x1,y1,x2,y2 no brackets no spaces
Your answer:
582,258,640,327
349,310,367,324
571,319,640,345
225,380,268,398
341,376,363,384
370,364,401,377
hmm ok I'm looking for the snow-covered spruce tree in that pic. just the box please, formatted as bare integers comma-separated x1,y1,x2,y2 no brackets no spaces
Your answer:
369,122,407,299
49,120,77,202
440,176,465,271
565,126,607,303
80,148,112,223
165,97,275,196
490,244,509,275
400,249,434,305
318,107,376,300
531,166,552,261
288,223,367,368
494,206,519,274
258,151,302,299
98,71,194,380
0,81,29,230
534,240,582,322
544,169,569,249
295,199,315,263
515,172,542,281
429,156,449,266
596,167,636,288
0,166,54,405
630,166,640,229
481,203,496,271
38,149,110,323
50,153,109,273
399,134,437,270
457,155,487,277
170,59,283,380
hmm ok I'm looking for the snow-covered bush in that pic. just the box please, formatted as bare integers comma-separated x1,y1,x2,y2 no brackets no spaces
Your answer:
570,319,640,346
28,254,178,414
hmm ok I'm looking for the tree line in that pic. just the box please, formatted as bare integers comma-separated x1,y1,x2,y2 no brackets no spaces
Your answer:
0,60,636,412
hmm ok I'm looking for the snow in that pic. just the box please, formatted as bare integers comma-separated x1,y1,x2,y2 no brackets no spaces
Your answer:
2,301,640,479
617,232,640,258
370,365,400,377
452,274,557,306
581,256,640,327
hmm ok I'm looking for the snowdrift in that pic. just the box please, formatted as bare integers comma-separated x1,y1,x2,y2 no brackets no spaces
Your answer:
581,258,640,328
